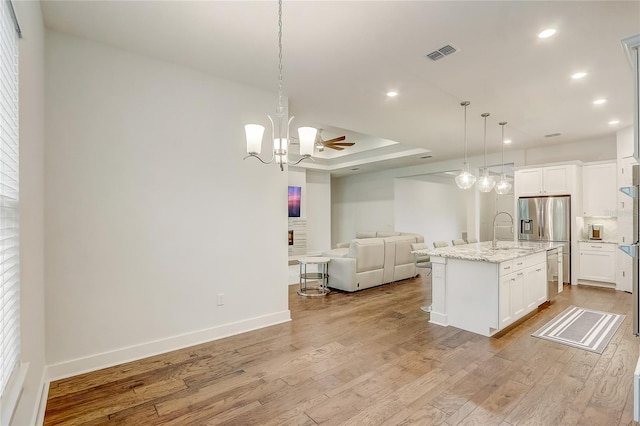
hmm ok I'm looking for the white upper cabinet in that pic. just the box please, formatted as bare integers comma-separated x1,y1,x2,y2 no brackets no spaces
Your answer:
515,165,575,197
515,169,543,196
582,162,617,217
543,166,573,195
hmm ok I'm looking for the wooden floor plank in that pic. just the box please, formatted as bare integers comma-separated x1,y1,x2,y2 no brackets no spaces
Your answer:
43,277,639,425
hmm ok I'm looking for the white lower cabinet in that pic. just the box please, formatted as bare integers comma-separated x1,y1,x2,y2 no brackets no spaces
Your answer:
532,264,547,305
525,265,546,310
499,271,513,329
499,253,547,330
578,242,616,284
511,271,526,319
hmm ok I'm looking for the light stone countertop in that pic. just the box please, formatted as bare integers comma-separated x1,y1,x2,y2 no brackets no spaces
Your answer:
412,241,565,264
577,239,618,245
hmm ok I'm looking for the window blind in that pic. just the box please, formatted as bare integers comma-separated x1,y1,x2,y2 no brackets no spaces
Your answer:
0,0,20,398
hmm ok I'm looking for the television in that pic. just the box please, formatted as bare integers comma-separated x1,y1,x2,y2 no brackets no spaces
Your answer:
288,186,301,217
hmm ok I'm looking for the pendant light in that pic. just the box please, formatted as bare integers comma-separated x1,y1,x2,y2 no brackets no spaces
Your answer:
476,112,496,192
243,0,317,171
495,121,512,194
455,101,476,189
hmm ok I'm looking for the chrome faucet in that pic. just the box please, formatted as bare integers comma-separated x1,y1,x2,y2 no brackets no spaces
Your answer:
493,211,514,249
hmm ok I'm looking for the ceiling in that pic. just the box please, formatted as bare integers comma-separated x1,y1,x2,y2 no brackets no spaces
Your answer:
40,1,640,176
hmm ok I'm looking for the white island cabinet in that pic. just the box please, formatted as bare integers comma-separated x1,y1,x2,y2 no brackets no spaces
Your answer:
421,242,558,337
501,252,546,330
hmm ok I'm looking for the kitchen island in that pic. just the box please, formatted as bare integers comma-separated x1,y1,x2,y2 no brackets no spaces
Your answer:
414,241,564,337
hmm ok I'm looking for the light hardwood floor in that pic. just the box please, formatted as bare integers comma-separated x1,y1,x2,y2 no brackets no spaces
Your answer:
44,274,638,425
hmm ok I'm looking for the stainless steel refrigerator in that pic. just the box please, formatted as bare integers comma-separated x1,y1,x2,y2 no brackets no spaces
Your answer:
517,195,571,283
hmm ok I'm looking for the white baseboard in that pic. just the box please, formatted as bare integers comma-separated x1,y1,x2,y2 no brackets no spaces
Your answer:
46,310,291,382
429,312,448,327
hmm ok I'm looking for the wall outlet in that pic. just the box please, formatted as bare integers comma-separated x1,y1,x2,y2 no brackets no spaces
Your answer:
217,293,225,306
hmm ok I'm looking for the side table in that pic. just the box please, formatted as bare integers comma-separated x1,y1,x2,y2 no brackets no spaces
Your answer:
297,257,330,297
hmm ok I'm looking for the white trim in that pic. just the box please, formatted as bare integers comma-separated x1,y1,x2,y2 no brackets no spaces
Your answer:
635,352,640,422
298,148,429,172
46,311,291,381
32,369,48,426
0,362,28,426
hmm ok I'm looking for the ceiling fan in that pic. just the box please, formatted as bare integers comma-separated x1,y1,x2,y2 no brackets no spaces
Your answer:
315,129,355,152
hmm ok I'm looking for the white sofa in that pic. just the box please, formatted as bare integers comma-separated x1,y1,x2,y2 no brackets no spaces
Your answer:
334,231,422,249
321,232,424,292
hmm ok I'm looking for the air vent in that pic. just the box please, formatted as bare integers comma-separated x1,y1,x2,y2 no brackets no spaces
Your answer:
427,51,444,61
420,155,433,159
426,44,458,61
544,133,562,138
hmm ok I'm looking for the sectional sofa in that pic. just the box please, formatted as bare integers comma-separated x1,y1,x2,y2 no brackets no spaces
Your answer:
321,232,425,292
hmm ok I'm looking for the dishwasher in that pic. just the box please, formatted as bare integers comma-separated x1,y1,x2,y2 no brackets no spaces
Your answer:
547,248,562,300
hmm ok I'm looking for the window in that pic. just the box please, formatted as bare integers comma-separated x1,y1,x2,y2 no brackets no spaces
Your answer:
0,0,20,398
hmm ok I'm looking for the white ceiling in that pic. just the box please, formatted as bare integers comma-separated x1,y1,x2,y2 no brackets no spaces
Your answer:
40,1,640,176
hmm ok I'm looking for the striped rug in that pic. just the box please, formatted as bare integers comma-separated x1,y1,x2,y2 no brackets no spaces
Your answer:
531,305,625,354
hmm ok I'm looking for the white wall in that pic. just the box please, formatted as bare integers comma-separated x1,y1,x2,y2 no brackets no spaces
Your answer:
13,1,47,424
395,178,469,246
478,192,515,242
305,170,331,254
478,191,496,242
287,168,331,255
525,135,616,165
44,32,289,377
617,126,634,158
331,169,396,245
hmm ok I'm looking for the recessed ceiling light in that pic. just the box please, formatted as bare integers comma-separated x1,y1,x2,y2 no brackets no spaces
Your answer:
504,139,512,144
386,91,398,97
609,120,620,125
538,28,556,39
571,72,587,79
593,99,606,105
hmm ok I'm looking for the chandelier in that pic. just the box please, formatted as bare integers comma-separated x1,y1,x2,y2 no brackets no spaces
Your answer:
243,0,317,171
454,101,476,189
494,122,512,194
476,112,496,192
